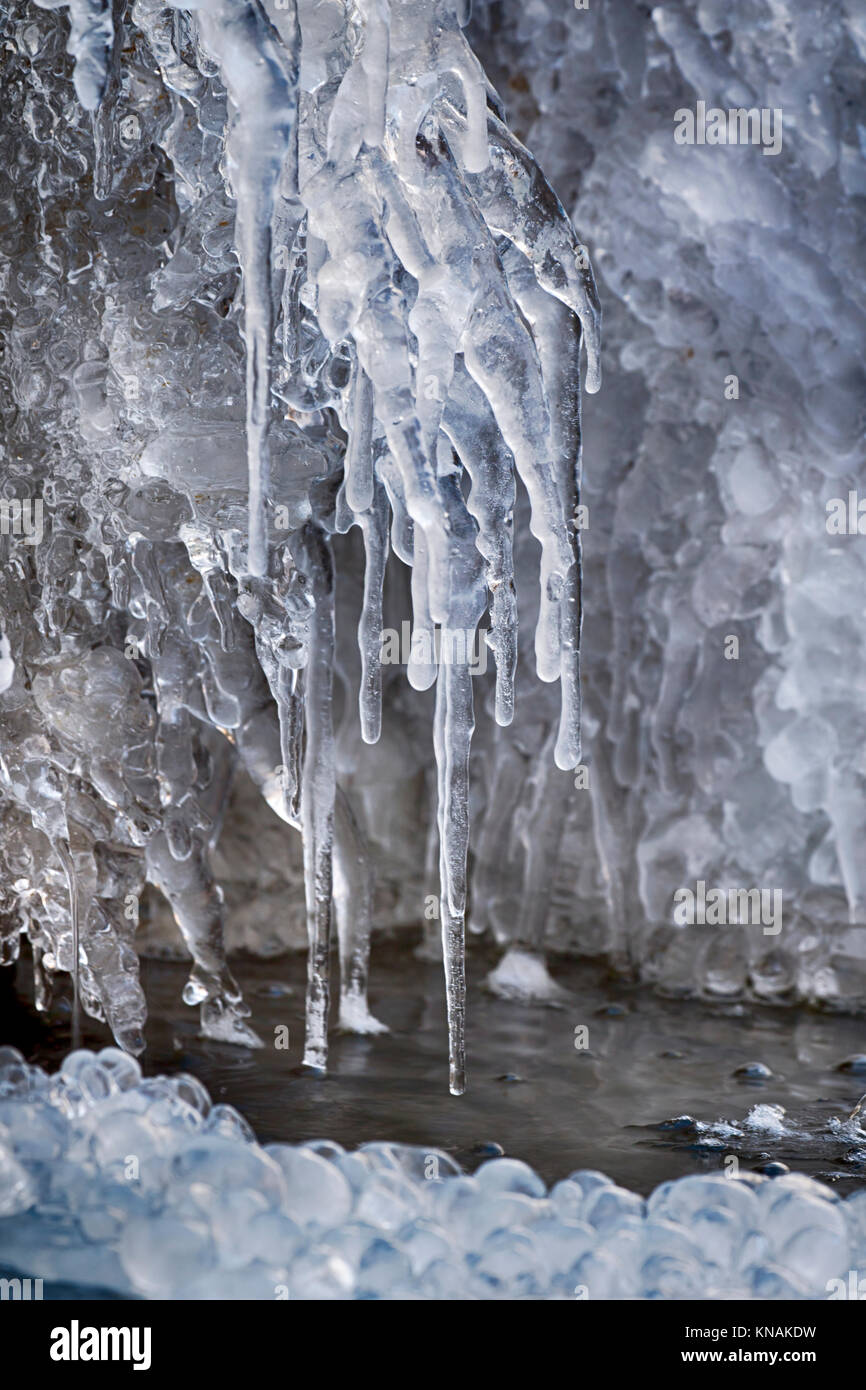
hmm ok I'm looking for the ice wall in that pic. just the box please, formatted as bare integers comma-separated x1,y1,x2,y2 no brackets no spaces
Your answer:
465,0,866,1009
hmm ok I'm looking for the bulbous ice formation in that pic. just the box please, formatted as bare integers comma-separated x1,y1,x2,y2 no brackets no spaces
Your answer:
1,1045,863,1300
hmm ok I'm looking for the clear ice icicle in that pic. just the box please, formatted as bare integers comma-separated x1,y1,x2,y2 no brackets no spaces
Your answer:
34,0,115,111
182,0,299,578
55,840,81,1051
295,528,337,1072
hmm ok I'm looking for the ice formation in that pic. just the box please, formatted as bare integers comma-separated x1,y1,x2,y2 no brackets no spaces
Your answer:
467,0,866,1008
2,0,866,1304
2,1045,866,1300
0,0,601,1092
2,0,866,1105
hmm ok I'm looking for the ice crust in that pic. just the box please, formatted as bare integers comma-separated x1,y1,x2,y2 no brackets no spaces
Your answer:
1,1045,865,1300
0,0,865,1097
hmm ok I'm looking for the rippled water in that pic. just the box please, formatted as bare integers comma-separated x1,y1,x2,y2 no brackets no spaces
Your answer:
6,943,866,1195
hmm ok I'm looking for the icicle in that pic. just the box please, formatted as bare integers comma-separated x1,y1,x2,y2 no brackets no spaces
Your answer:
334,787,387,1034
91,0,122,200
34,0,115,112
395,121,573,666
443,364,518,726
501,246,584,769
450,52,489,175
461,298,572,687
358,0,391,149
377,456,415,568
357,479,389,745
295,527,337,1073
345,363,375,514
430,471,487,1094
433,660,473,1096
11,0,605,1093
187,0,299,578
445,105,602,394
146,827,263,1047
55,839,81,1050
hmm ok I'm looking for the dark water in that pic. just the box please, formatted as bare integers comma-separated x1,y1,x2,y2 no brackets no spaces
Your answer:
6,943,866,1196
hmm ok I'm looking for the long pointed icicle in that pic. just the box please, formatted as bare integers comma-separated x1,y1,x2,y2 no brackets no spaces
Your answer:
502,249,585,769
432,473,487,1096
56,839,81,1050
334,787,386,1034
189,0,299,578
443,365,518,727
357,480,389,745
434,662,472,1096
297,529,337,1072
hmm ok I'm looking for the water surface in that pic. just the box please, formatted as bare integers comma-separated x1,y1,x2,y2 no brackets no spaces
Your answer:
7,944,866,1195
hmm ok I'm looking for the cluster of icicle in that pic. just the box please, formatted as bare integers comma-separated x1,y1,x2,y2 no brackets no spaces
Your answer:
0,0,599,1093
